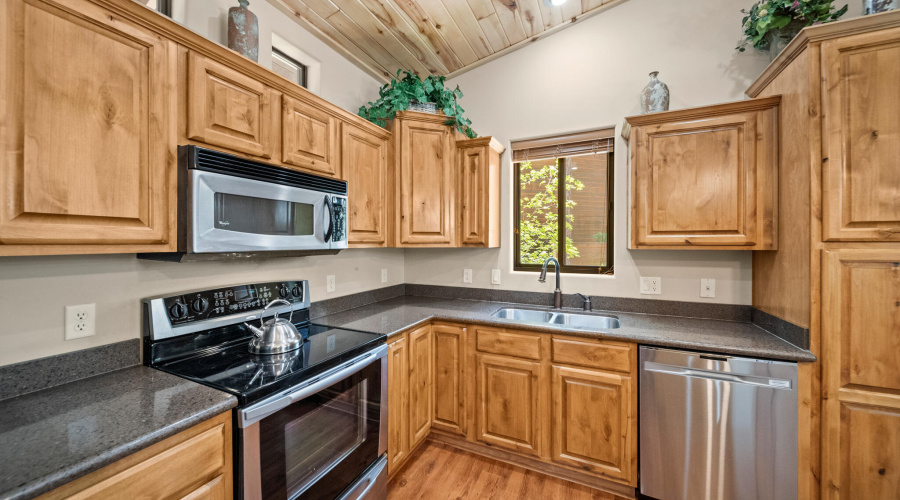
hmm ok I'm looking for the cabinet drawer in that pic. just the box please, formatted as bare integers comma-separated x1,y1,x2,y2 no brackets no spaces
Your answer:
475,327,541,360
551,337,634,373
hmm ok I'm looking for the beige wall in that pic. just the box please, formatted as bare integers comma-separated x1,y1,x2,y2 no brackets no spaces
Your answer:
406,0,860,304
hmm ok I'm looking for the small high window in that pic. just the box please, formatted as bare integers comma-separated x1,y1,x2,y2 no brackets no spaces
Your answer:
271,47,308,88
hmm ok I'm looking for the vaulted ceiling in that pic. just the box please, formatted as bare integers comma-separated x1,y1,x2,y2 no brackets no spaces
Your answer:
267,0,629,82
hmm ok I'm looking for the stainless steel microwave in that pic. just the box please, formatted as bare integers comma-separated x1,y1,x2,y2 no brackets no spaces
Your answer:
140,146,347,262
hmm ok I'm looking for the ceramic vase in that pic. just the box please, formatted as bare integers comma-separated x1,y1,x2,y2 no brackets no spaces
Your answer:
640,72,669,114
864,0,898,14
228,0,259,62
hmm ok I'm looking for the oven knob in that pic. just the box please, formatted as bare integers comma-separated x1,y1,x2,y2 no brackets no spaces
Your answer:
191,297,209,314
169,302,188,320
279,286,290,298
291,286,302,299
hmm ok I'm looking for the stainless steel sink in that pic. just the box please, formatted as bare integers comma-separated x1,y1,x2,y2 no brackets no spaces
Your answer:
491,308,620,329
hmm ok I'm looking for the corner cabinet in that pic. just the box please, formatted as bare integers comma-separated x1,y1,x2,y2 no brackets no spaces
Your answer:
457,137,505,247
0,0,177,256
626,97,780,250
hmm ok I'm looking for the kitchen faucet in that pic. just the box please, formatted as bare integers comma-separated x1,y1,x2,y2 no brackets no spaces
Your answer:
538,257,563,309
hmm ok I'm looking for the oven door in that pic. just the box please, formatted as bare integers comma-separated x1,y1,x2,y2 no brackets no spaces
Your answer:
190,169,332,253
239,345,388,500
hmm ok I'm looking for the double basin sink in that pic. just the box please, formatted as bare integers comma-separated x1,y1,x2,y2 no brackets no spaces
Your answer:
491,308,620,330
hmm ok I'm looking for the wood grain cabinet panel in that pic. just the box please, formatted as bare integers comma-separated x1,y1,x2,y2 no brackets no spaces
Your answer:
0,0,176,255
342,124,390,246
822,249,900,499
408,325,434,448
475,327,542,360
187,52,275,159
456,137,504,247
282,96,339,176
551,337,633,373
475,353,543,457
822,27,900,241
550,365,636,484
387,333,410,476
627,98,779,249
432,324,466,435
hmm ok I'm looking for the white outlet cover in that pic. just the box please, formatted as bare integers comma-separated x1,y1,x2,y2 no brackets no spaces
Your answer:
640,277,661,295
65,303,96,340
326,275,336,293
381,269,388,284
491,269,501,285
463,269,473,283
700,278,716,298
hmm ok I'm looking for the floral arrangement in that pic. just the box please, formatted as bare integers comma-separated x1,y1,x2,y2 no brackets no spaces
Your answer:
737,0,848,51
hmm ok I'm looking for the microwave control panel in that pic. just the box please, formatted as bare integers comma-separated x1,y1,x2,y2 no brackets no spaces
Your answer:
162,280,307,326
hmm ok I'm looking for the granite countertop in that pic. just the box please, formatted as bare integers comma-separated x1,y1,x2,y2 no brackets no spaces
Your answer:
315,296,815,362
0,366,237,500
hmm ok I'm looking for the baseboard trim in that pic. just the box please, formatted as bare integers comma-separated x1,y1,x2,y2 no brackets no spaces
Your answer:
428,431,637,499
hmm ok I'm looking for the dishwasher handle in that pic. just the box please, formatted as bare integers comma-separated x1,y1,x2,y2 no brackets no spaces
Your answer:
644,361,793,389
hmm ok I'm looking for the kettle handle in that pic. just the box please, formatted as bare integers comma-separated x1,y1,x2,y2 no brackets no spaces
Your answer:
264,298,294,324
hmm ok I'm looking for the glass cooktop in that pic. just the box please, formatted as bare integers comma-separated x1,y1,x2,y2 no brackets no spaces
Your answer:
154,324,385,405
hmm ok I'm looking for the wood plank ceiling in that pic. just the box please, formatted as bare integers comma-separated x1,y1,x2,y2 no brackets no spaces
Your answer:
266,0,629,82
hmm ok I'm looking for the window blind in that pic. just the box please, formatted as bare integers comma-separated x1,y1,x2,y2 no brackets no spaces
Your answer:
511,127,615,162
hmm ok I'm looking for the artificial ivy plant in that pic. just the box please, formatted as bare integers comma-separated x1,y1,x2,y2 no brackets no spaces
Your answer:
358,70,477,139
737,0,847,51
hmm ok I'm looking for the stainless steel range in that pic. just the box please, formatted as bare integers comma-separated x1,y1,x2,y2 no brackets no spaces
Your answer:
142,280,387,500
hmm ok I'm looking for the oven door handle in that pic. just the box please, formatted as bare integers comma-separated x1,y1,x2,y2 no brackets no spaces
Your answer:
324,195,334,243
239,344,388,427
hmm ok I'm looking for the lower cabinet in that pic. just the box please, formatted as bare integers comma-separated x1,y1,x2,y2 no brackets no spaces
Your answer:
475,353,543,457
432,324,466,436
39,411,232,499
387,333,410,475
408,325,434,448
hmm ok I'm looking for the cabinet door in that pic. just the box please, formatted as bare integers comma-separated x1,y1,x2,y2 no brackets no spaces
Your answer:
475,353,543,457
432,324,466,435
408,325,433,448
187,52,275,158
459,146,486,246
822,27,900,241
387,334,410,475
282,96,339,176
342,124,389,246
0,0,176,255
551,365,636,485
179,475,226,500
398,120,453,245
630,106,776,249
822,250,900,499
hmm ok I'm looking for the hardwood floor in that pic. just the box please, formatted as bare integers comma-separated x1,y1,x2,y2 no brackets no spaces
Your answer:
388,441,629,500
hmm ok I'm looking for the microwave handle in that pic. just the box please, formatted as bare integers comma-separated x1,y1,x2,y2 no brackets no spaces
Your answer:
324,195,334,243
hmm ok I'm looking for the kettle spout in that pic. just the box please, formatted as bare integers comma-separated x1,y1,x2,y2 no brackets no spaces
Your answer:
244,323,264,338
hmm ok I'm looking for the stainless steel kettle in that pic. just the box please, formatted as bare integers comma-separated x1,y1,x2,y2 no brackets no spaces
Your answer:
245,299,303,355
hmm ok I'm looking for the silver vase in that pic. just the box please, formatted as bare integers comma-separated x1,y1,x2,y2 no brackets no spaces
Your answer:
640,71,669,114
864,0,898,14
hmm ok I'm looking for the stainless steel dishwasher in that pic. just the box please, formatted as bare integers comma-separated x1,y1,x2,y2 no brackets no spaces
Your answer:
639,346,798,500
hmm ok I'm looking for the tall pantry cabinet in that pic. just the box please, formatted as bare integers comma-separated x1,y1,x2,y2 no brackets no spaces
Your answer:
746,10,900,500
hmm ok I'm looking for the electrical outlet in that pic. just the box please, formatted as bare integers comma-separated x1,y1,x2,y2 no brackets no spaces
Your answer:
640,277,661,295
463,269,473,283
326,275,336,293
381,268,388,284
65,303,96,340
491,269,501,285
700,278,716,298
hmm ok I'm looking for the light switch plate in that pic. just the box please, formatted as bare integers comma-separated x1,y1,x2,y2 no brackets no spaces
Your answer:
65,303,96,340
326,275,336,293
463,269,473,284
640,277,661,295
491,269,501,285
700,278,716,298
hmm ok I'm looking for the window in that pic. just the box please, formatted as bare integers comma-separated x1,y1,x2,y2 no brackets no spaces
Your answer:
272,47,308,88
142,0,172,16
513,129,614,274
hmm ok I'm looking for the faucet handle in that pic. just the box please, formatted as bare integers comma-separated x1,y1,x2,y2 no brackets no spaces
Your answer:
575,293,592,311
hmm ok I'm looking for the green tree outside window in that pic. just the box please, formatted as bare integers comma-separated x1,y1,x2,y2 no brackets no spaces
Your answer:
518,159,585,264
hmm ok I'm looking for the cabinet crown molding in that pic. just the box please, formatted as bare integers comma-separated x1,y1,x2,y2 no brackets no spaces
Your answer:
625,96,781,127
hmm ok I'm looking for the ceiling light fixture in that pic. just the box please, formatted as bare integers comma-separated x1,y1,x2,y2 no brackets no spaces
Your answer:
543,0,568,6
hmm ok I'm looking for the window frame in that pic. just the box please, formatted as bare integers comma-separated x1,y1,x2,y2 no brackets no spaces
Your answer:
272,47,308,88
513,152,614,275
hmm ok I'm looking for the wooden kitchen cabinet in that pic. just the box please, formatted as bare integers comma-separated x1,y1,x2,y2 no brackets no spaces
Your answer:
456,137,505,247
387,332,410,476
821,249,900,499
393,111,455,246
342,123,391,247
39,411,232,500
0,0,177,256
475,352,544,457
186,52,277,159
408,325,434,448
282,95,340,176
821,27,900,241
432,323,466,436
626,97,779,250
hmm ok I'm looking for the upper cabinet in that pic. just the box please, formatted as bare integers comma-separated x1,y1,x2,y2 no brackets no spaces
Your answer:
627,97,780,250
342,123,391,247
283,95,340,176
821,27,900,241
457,137,505,248
186,52,277,159
0,0,177,256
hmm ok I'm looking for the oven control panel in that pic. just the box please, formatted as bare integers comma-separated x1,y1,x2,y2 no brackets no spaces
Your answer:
162,280,307,326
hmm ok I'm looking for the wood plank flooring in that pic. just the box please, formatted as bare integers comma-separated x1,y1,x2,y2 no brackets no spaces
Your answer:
387,441,629,500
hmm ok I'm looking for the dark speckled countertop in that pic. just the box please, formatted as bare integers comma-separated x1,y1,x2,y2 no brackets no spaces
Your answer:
315,296,815,362
0,366,237,500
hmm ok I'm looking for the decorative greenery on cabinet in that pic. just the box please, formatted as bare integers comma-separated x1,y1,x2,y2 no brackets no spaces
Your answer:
737,0,848,52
